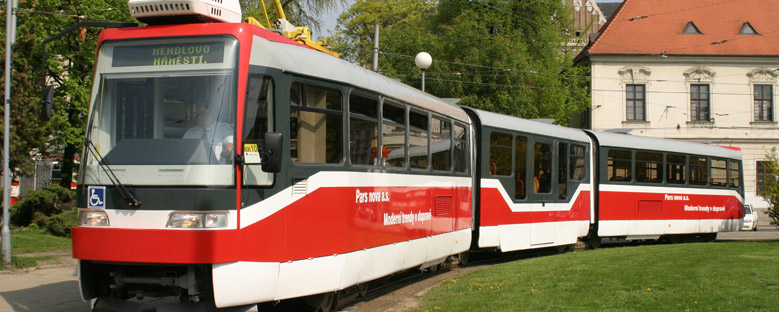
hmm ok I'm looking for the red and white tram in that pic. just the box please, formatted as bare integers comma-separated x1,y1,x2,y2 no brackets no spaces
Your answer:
69,1,744,310
463,108,592,252
585,131,744,245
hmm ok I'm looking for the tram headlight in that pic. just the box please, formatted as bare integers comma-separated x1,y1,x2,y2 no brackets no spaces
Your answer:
166,211,228,228
78,209,110,227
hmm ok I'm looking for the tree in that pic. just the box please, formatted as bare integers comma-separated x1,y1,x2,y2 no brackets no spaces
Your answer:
328,0,590,124
757,147,778,227
325,0,437,64
1,0,135,187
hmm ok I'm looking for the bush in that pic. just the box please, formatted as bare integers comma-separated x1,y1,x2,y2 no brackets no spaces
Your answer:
43,184,75,202
45,208,78,237
10,185,76,228
10,189,57,226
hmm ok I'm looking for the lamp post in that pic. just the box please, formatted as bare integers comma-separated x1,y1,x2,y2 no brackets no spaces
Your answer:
414,52,432,92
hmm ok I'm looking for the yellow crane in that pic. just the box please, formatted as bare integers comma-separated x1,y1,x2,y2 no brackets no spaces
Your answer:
244,0,339,57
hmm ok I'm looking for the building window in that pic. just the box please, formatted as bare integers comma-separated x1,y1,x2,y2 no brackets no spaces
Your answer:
757,161,771,193
690,84,710,121
626,84,645,121
754,84,773,121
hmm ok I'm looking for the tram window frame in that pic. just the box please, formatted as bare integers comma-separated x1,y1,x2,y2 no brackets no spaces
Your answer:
348,92,379,167
514,136,528,200
570,144,586,181
635,151,663,184
728,160,741,188
557,142,569,199
289,82,344,165
408,109,429,170
431,116,452,172
666,154,687,184
489,132,512,176
533,142,552,194
381,101,406,169
710,158,728,187
607,149,632,182
689,156,708,186
453,123,469,174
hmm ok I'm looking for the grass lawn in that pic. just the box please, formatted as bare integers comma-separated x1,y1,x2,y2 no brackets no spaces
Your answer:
417,241,778,311
0,227,72,270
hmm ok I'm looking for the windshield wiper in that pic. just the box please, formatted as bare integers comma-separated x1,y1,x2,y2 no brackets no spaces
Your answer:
85,140,142,208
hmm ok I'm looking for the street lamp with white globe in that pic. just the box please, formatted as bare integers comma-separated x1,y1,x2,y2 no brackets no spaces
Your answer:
415,52,432,92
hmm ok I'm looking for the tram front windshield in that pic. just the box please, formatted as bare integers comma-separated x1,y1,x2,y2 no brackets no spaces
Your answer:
82,36,240,187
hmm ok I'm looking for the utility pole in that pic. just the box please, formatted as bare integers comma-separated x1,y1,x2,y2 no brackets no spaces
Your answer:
3,0,18,265
372,23,379,72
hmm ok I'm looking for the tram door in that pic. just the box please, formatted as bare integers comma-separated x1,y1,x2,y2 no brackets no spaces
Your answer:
530,139,555,245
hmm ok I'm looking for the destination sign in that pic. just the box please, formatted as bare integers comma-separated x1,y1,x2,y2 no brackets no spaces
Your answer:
112,42,224,67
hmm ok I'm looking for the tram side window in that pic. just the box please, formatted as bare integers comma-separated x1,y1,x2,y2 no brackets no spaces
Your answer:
558,142,568,199
514,136,528,199
489,132,512,176
349,94,378,166
431,117,451,171
290,83,343,164
409,110,429,170
636,152,662,183
728,160,741,188
689,157,708,185
607,149,632,182
710,159,727,187
570,144,586,181
453,123,468,173
243,75,273,147
534,143,552,193
666,154,686,184
382,102,406,168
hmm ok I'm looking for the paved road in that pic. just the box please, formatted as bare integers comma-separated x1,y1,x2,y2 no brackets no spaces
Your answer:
0,266,88,312
1,226,776,312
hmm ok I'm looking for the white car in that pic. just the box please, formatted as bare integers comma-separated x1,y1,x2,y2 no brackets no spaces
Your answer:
742,204,759,231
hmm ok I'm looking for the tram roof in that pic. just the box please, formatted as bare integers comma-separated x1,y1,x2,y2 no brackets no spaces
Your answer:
466,108,591,143
245,26,469,122
97,23,469,123
585,130,742,160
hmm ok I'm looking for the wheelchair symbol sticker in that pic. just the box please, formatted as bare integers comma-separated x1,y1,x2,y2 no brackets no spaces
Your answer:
88,186,106,209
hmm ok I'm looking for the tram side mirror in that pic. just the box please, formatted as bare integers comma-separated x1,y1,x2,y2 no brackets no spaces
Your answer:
41,85,54,121
261,132,283,173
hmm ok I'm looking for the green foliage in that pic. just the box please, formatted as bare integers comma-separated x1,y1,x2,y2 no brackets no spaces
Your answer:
328,0,590,124
45,208,78,237
10,186,75,228
2,0,136,186
416,242,779,311
758,147,779,226
10,189,57,226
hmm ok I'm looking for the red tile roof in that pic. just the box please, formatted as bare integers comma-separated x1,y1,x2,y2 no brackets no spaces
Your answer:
586,0,778,56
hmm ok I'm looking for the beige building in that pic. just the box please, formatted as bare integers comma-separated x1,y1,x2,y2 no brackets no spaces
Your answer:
579,0,779,210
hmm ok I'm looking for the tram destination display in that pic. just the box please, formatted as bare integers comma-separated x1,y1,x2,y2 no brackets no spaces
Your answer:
112,41,224,67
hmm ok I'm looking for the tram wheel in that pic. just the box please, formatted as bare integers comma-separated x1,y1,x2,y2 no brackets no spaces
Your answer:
304,292,335,312
556,244,574,253
585,234,601,249
458,251,470,266
357,282,369,297
665,235,683,244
